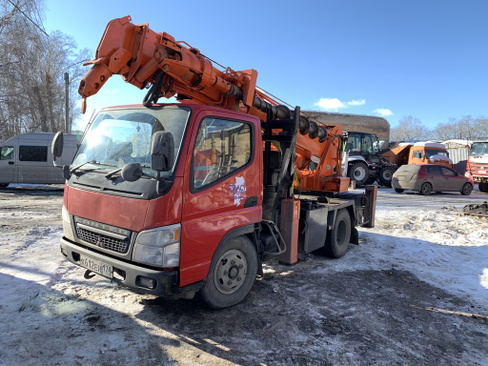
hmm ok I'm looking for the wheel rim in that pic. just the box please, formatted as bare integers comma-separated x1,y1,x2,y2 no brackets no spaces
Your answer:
213,249,248,295
382,170,392,180
422,183,431,194
354,167,366,181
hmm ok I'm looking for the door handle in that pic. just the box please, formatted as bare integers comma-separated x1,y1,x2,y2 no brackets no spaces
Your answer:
8,161,14,165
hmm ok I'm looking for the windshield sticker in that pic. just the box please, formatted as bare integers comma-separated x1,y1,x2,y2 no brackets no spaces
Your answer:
229,176,246,206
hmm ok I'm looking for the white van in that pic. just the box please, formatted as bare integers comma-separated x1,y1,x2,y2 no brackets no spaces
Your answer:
0,132,78,188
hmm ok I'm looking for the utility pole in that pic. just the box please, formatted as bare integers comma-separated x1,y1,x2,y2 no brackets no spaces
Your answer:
64,72,70,133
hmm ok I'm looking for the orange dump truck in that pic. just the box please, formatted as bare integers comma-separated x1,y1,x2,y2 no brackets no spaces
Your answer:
382,142,453,169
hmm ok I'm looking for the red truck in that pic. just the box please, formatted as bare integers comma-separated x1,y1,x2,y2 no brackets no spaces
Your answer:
465,140,488,192
52,16,376,308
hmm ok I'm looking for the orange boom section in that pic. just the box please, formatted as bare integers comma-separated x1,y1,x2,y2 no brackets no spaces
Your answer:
79,16,349,193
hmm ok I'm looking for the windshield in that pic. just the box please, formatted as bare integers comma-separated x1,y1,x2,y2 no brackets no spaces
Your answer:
470,142,488,156
73,106,190,177
345,133,379,154
425,149,448,158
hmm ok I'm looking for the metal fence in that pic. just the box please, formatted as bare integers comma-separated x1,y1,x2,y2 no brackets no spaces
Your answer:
447,148,469,174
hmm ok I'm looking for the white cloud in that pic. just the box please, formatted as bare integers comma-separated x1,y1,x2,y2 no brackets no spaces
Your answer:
373,108,393,117
314,98,346,110
314,98,366,111
347,99,366,106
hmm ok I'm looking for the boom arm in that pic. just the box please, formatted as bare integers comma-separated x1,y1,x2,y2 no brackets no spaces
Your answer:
79,16,349,193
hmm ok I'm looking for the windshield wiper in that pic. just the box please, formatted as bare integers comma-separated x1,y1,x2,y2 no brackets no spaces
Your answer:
70,160,100,174
105,167,123,180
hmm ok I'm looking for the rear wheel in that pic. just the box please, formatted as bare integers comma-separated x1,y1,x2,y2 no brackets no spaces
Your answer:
378,166,395,187
0,184,8,189
200,236,258,309
420,182,432,195
348,161,369,187
461,182,473,195
321,209,351,259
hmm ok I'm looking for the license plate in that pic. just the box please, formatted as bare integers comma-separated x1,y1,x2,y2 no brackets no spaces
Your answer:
79,255,113,278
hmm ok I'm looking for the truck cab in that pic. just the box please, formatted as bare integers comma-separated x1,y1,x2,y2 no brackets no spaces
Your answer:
408,142,452,167
466,140,488,192
59,104,264,307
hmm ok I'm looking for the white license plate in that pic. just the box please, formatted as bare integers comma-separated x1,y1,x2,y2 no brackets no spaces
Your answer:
79,255,113,278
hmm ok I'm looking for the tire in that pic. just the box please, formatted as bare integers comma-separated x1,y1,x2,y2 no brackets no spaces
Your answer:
394,188,404,193
461,182,473,195
378,166,395,187
348,161,369,187
321,209,352,259
479,182,488,193
0,184,8,189
419,182,432,195
200,236,258,309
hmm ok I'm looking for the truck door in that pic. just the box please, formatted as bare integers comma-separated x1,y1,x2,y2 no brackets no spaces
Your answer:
180,114,261,287
17,145,49,183
0,145,15,184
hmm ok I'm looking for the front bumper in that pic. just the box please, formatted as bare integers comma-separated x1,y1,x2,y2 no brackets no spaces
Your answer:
60,237,201,299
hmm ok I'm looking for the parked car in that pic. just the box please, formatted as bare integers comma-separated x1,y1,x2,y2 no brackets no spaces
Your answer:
392,164,473,195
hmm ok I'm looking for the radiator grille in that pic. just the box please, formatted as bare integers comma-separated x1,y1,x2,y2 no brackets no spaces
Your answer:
74,217,131,254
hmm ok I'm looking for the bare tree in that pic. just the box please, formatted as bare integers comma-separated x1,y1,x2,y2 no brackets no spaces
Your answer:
0,0,89,142
433,116,488,140
390,115,433,142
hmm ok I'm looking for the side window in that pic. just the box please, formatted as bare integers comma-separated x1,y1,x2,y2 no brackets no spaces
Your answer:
19,146,48,162
413,150,423,159
346,135,361,153
0,146,14,160
441,167,456,177
363,136,372,153
426,165,442,175
192,118,252,190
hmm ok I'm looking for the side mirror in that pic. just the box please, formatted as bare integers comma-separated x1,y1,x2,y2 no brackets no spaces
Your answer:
151,131,174,172
52,131,64,166
121,163,144,182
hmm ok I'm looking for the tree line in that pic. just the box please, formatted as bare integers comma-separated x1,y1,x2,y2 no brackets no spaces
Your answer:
390,115,488,142
0,0,90,143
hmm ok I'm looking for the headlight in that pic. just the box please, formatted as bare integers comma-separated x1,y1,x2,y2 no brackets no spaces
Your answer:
62,205,70,224
133,224,181,268
62,205,75,241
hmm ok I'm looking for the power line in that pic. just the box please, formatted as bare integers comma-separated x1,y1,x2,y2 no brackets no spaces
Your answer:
6,0,49,37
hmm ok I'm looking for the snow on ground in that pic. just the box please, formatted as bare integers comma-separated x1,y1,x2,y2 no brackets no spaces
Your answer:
346,206,488,306
0,184,487,365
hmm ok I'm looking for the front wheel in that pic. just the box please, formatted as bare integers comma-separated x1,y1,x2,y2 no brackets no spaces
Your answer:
348,161,369,187
420,182,432,195
479,182,488,192
200,236,258,309
0,184,9,189
394,188,404,193
461,182,473,195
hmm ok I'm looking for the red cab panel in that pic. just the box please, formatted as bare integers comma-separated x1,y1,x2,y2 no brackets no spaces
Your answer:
178,108,263,287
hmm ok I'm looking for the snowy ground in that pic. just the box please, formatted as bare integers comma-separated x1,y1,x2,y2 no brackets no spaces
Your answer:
0,184,487,365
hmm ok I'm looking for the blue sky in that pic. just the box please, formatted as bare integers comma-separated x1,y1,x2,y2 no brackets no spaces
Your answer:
43,0,488,130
